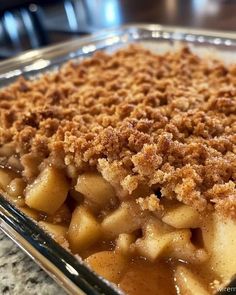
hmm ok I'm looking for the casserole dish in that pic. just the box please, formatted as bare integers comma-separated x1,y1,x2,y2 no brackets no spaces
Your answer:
0,24,236,294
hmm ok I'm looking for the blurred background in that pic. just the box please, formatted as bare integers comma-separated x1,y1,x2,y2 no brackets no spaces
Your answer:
0,0,235,59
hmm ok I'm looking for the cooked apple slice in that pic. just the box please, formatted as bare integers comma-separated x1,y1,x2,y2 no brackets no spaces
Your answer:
202,212,236,281
68,205,102,253
25,167,69,215
162,204,201,229
6,178,26,198
0,168,16,190
135,219,174,261
75,172,116,209
175,265,210,295
39,221,68,237
135,218,207,263
102,201,142,238
116,233,136,255
39,221,68,245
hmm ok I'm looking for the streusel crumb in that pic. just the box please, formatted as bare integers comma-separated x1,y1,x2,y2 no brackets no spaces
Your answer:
0,45,235,217
136,194,164,212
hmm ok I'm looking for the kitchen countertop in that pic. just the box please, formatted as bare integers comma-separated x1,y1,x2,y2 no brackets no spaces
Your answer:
0,231,66,295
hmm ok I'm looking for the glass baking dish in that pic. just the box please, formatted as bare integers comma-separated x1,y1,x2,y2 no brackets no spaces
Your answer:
0,24,236,295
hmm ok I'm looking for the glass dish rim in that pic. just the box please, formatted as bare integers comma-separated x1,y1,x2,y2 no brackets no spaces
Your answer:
0,23,236,295
1,23,236,75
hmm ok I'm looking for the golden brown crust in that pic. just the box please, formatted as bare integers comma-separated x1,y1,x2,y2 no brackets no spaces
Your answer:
0,45,235,217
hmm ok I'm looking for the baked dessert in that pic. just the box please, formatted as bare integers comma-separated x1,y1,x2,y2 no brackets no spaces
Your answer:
0,45,235,295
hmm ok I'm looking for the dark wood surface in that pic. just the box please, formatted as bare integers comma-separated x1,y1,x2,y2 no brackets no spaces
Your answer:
119,0,236,31
1,0,236,32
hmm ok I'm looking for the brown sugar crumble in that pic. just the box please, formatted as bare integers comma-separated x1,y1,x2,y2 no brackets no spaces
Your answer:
0,45,235,217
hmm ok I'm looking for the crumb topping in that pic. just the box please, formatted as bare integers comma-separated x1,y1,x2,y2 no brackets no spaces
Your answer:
0,45,235,217
136,194,163,212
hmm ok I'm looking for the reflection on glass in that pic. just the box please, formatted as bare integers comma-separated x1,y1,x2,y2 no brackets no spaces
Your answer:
3,11,21,49
64,0,78,31
24,59,51,72
65,263,79,276
81,44,96,54
192,0,219,16
84,0,122,28
103,0,121,25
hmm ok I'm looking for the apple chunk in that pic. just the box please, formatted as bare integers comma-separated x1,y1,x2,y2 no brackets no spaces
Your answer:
25,167,69,215
162,204,201,229
0,168,16,190
175,265,210,295
202,213,236,281
68,205,102,253
101,201,141,238
75,172,116,209
39,221,68,246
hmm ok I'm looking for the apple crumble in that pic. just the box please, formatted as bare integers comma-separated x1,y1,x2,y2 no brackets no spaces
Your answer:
0,45,235,295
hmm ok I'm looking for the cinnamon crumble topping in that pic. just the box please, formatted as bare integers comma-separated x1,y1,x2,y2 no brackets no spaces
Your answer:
136,194,163,212
0,45,235,217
